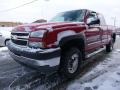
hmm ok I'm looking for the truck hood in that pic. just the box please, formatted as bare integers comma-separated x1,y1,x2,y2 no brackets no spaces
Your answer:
12,22,85,32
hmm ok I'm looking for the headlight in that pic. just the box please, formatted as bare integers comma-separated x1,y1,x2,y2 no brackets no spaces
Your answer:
30,30,47,38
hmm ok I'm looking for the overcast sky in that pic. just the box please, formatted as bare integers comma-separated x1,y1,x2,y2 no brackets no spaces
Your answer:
0,0,120,26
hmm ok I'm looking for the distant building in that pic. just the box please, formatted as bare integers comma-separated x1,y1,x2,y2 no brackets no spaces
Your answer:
0,22,22,27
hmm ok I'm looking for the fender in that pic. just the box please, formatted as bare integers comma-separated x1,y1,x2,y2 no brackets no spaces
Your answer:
59,31,86,47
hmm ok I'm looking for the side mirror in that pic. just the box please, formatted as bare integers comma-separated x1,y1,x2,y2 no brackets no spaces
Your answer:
87,18,100,26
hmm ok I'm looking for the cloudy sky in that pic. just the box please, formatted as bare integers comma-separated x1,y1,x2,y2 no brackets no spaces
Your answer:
0,0,120,26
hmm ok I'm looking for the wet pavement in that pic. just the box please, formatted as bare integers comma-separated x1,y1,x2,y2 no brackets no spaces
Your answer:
0,47,66,90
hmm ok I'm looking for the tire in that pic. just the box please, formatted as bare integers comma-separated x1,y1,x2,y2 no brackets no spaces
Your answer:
112,34,116,43
5,39,10,46
59,47,82,79
106,40,113,52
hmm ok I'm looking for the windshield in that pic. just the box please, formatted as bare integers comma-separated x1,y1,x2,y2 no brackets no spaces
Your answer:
49,10,85,22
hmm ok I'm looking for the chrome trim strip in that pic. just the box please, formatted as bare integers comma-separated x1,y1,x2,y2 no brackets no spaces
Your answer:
87,41,101,46
10,41,61,53
11,35,29,39
11,38,28,41
11,32,29,34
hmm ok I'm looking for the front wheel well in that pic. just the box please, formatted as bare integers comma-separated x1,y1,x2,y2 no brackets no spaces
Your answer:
60,38,85,60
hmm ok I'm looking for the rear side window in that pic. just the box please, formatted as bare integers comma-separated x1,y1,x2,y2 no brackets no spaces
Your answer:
98,14,106,25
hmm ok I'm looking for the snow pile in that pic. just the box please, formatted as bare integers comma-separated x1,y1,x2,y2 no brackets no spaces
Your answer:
0,47,8,52
67,50,120,90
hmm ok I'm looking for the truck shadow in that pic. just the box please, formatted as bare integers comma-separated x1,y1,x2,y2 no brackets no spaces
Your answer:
9,50,112,90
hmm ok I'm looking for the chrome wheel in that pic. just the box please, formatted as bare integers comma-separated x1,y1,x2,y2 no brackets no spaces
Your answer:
68,53,79,74
59,47,82,78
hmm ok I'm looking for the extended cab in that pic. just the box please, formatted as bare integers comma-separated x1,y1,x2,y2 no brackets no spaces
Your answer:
7,9,116,78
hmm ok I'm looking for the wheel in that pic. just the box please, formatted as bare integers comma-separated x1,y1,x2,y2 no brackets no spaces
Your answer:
59,47,82,78
106,40,114,52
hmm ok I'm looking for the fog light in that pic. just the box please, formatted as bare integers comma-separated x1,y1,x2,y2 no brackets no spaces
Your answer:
29,42,43,48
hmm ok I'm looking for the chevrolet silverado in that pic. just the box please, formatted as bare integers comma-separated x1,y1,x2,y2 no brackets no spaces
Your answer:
7,9,116,78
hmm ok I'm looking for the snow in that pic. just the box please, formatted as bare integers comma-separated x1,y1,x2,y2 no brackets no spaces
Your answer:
0,27,13,38
9,40,60,53
57,30,76,42
67,48,120,90
0,47,8,52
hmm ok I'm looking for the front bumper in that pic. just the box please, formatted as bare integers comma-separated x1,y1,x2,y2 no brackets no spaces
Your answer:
7,41,61,72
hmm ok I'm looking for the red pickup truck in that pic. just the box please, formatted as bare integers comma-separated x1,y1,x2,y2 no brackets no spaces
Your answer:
8,9,116,78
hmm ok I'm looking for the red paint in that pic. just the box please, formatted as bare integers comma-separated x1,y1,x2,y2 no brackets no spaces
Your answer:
11,9,115,53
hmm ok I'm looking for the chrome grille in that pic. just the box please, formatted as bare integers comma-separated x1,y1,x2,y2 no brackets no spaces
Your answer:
11,32,29,46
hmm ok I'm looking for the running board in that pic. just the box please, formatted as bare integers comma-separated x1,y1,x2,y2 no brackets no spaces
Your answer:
86,48,105,58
